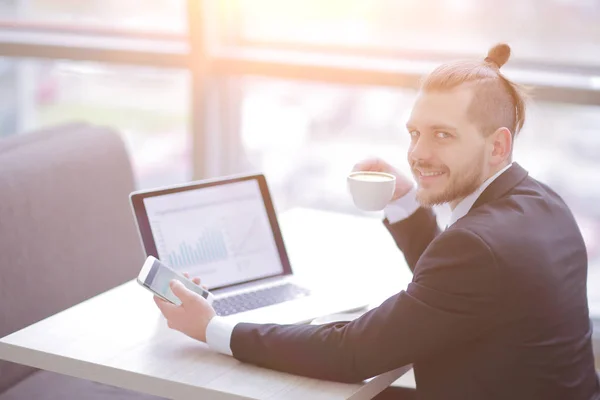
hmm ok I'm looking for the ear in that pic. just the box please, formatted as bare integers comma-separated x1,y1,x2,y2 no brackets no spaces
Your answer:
488,127,512,164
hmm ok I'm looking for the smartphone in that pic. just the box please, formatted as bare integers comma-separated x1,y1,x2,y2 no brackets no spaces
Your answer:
137,256,214,306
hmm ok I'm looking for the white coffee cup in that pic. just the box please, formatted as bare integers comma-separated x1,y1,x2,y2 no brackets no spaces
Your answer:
347,171,396,211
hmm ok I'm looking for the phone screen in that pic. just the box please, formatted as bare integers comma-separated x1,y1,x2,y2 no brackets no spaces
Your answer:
143,258,209,305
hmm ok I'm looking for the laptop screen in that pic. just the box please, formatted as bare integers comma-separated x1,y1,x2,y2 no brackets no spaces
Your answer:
142,178,286,289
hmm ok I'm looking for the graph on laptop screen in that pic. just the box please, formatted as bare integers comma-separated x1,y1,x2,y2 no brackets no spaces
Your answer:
143,179,284,289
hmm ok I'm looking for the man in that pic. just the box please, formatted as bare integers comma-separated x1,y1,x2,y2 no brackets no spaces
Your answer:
154,44,600,399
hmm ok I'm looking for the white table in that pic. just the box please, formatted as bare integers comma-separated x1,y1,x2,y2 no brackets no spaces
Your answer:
0,208,414,399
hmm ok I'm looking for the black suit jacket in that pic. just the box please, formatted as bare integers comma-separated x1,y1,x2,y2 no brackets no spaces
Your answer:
230,163,600,400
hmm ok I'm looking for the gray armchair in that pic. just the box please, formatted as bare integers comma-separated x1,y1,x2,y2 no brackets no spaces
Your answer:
0,123,163,399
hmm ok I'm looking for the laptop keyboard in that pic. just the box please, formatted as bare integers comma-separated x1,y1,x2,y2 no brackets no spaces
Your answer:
213,283,310,316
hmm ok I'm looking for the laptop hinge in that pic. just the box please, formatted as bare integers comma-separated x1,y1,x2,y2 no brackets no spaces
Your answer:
212,275,294,296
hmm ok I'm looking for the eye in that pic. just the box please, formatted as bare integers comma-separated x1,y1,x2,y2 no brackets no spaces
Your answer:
435,131,451,139
409,130,419,138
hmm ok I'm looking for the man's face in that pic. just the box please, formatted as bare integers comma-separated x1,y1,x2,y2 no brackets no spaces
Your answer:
406,86,491,207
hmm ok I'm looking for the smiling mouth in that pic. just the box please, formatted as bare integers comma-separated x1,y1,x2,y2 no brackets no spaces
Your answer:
415,168,446,178
419,171,445,177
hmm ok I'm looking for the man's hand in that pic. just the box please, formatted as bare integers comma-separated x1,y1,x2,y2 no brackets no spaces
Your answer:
352,157,414,201
153,273,216,343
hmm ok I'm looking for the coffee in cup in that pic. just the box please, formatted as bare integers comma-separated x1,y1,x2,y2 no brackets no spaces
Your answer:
347,171,396,211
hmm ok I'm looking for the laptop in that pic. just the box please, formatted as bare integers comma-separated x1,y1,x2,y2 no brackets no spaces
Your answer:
129,173,369,324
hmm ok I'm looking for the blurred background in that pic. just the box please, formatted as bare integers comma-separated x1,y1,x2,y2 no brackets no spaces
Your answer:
1,0,599,311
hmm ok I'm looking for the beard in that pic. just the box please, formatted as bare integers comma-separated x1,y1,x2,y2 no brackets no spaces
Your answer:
412,155,485,207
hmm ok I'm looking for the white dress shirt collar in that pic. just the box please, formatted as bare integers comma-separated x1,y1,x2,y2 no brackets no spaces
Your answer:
447,162,514,227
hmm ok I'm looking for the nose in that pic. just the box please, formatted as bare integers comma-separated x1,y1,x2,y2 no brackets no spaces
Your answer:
408,137,432,163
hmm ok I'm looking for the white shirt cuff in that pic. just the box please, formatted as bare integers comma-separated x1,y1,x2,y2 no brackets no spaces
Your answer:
205,316,237,356
384,186,420,224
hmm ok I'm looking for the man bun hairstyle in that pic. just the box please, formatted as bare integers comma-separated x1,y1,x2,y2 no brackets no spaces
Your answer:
484,43,511,69
421,43,528,140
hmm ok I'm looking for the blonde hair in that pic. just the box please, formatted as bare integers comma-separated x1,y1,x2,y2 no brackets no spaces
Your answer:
421,43,527,138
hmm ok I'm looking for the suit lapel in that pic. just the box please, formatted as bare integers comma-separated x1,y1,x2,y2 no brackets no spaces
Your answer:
471,162,529,210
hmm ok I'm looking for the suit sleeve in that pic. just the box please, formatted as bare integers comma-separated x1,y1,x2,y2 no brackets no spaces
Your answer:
230,229,500,383
383,206,441,272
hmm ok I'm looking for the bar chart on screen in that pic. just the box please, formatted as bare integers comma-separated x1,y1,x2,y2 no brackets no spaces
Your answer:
165,228,228,268
152,213,270,269
144,179,285,288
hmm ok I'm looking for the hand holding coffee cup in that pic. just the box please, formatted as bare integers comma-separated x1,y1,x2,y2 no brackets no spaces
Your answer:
348,158,414,211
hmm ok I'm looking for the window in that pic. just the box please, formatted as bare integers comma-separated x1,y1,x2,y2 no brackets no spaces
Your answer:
231,0,600,67
0,0,187,33
0,58,191,188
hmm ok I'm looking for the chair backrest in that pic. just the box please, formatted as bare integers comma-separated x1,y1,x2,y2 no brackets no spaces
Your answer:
0,123,145,393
